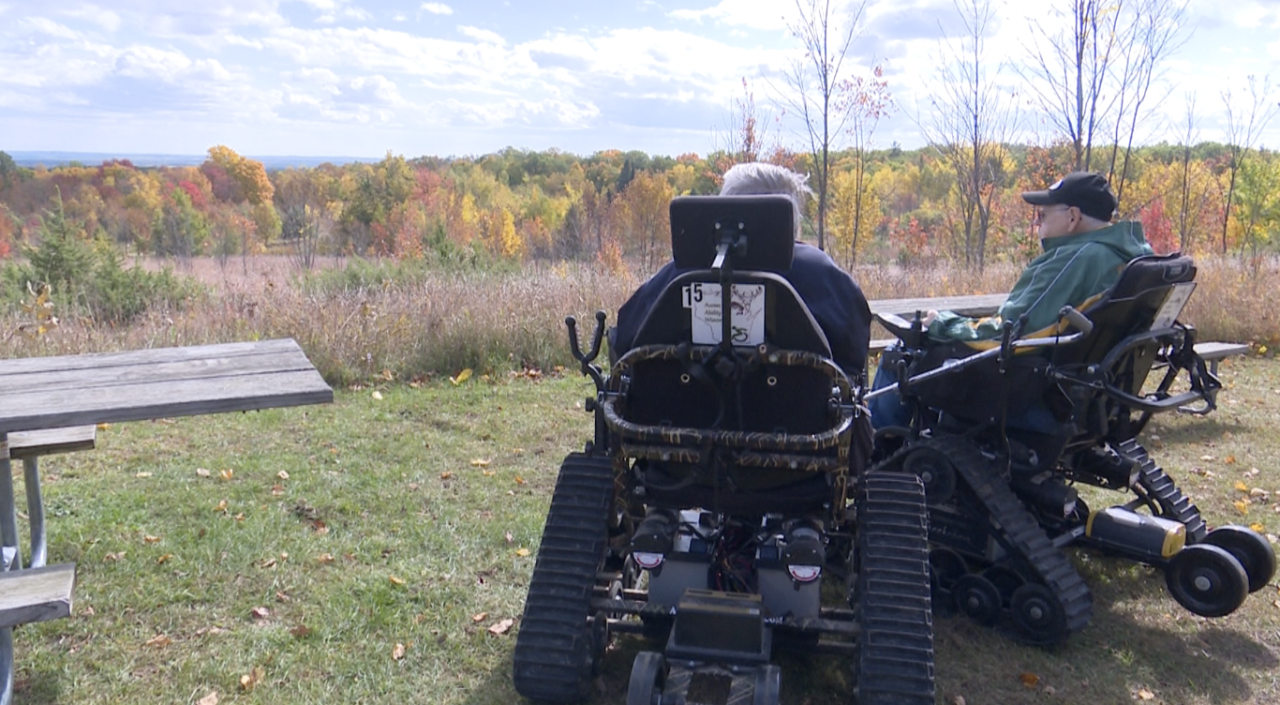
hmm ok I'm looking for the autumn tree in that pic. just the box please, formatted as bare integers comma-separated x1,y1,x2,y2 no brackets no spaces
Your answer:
1219,76,1280,254
925,0,1019,270
615,171,674,269
1101,0,1191,205
839,65,891,265
781,0,868,251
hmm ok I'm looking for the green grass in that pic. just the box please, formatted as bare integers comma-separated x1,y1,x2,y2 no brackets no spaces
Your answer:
10,357,1280,705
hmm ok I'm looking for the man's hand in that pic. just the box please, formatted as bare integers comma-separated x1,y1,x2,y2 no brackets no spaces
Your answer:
922,309,939,326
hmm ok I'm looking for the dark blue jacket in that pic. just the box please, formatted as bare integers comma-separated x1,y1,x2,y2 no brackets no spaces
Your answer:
613,242,871,374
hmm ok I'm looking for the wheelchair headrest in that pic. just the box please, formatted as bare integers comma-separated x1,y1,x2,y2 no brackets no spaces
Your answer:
1107,252,1196,300
669,195,795,272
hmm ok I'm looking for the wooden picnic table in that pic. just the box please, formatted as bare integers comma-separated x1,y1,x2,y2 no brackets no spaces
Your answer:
868,293,1005,318
0,338,332,705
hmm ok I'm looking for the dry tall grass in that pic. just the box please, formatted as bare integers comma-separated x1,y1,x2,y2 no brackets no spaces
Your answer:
2,254,1275,384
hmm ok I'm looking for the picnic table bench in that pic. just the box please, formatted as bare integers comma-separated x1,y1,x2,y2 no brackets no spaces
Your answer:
0,338,332,705
866,294,1251,373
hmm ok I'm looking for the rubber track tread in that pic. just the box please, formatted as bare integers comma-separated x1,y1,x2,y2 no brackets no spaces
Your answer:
1117,439,1207,543
513,453,614,703
924,435,1093,644
855,471,935,705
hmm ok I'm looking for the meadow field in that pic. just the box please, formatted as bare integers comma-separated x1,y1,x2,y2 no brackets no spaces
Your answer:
3,254,1279,705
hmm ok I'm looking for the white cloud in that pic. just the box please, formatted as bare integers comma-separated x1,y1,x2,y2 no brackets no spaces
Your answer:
459,25,504,45
421,2,452,15
113,45,193,81
60,5,122,32
21,17,83,40
337,75,402,105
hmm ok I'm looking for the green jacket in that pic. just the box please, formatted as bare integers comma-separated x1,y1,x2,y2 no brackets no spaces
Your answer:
929,221,1153,342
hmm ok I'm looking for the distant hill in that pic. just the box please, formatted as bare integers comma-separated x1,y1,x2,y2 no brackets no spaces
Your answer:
6,151,380,170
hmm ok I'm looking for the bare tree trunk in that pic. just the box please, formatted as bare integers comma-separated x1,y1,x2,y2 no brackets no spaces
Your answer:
780,0,867,251
1177,92,1197,251
924,0,1019,273
1219,77,1280,254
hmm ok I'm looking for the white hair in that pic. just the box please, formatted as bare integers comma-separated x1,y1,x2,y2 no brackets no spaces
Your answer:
719,162,812,239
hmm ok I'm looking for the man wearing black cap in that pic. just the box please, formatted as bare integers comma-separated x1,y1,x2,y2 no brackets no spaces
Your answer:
923,170,1152,341
869,171,1152,427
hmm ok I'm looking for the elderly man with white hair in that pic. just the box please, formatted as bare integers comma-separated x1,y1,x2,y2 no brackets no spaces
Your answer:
611,162,873,376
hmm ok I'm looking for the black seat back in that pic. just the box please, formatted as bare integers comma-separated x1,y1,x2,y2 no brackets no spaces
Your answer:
621,196,836,436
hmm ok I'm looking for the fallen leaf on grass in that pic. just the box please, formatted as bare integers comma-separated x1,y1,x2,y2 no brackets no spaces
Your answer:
220,469,234,481
239,666,265,691
1234,499,1250,515
440,471,453,480
1019,673,1039,688
144,535,161,544
197,692,218,705
472,612,488,623
135,472,152,478
389,575,405,586
504,531,513,543
250,607,270,620
516,548,531,557
277,470,290,480
214,499,228,513
157,553,173,565
290,625,312,638
196,468,211,478
1137,688,1156,700
276,591,290,603
470,458,490,467
488,618,515,635
372,390,383,401
1235,481,1250,492
392,643,406,660
514,476,526,485
144,634,172,647
311,520,329,535
271,484,285,496
450,368,473,385
316,553,335,564
103,551,125,562
482,470,495,477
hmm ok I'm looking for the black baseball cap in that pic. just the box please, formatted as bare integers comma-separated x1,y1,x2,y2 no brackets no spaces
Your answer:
1022,171,1117,222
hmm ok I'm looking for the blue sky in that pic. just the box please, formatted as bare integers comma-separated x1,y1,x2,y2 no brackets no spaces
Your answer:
1,0,1278,159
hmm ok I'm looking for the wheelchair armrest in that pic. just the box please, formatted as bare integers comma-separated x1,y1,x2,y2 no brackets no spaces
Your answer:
874,312,924,349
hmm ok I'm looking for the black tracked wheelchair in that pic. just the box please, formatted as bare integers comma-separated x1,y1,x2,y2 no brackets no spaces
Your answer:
867,252,1275,645
512,195,935,705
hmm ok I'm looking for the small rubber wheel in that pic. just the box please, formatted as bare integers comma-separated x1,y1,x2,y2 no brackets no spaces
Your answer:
903,446,958,503
1010,583,1069,645
952,574,1002,625
1166,544,1249,618
626,651,666,705
929,548,968,591
981,566,1026,606
1202,525,1277,593
752,664,782,705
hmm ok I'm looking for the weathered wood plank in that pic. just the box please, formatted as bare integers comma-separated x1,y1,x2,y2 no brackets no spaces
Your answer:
0,370,332,434
0,338,303,378
0,347,320,395
0,563,75,630
8,426,96,460
1194,342,1249,360
868,294,1005,318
